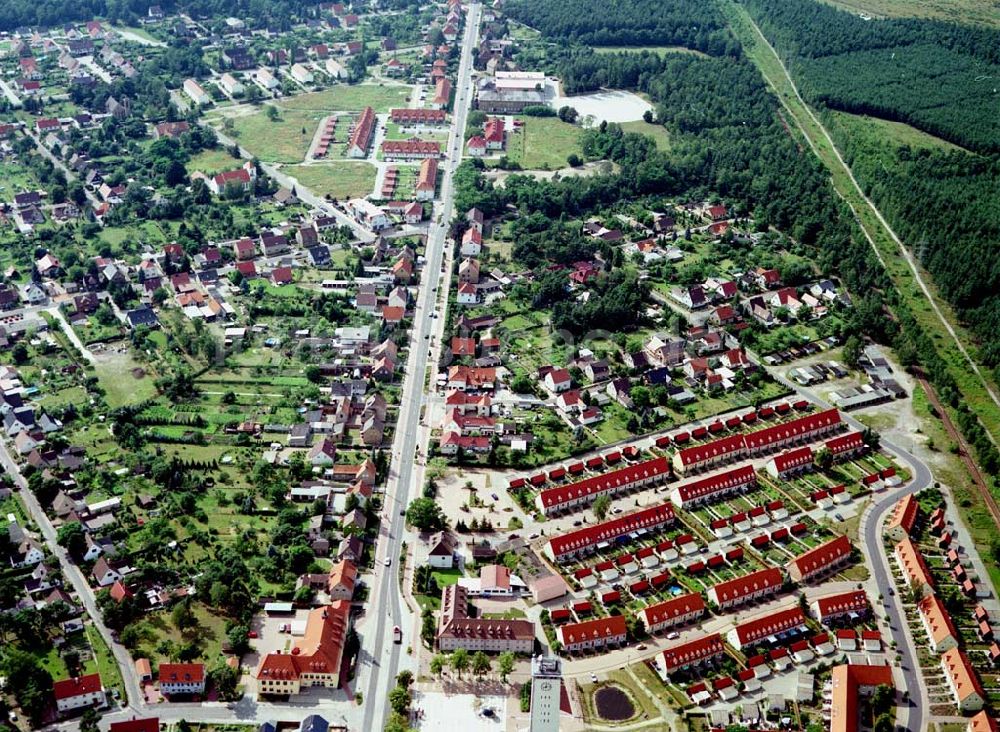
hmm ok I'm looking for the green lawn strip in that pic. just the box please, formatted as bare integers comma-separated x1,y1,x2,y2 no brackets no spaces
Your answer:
85,624,125,702
276,85,412,113
502,116,583,170
618,120,671,150
212,107,322,163
187,148,246,175
284,162,376,200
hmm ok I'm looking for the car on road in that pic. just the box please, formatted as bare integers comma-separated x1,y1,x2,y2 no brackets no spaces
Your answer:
590,673,598,683
612,507,623,514
666,631,680,640
834,512,845,521
572,520,582,527
384,557,392,567
637,644,647,650
529,532,539,539
508,533,521,540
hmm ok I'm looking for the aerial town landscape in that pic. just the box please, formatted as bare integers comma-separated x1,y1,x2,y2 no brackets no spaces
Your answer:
0,0,999,731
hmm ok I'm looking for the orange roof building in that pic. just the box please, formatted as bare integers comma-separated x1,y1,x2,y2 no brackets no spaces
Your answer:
969,711,999,732
942,647,986,712
918,594,959,653
255,601,350,697
830,665,894,732
327,559,357,601
886,494,919,542
895,537,935,598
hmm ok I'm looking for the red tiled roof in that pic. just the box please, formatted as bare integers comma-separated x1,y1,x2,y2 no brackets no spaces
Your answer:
349,106,376,152
547,504,675,559
887,494,919,537
672,463,756,504
558,614,627,646
53,673,103,700
770,445,814,473
538,456,670,510
662,633,725,673
642,593,705,628
159,663,205,684
826,430,864,455
381,139,441,156
745,408,841,451
788,535,851,580
675,433,746,467
731,606,805,646
390,108,447,123
709,567,783,605
813,589,868,621
110,719,159,732
941,648,985,705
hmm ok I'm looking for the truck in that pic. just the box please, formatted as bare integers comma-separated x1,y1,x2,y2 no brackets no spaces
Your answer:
392,625,402,644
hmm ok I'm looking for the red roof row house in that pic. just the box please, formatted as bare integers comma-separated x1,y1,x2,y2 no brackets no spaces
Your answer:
726,605,807,650
641,593,706,634
707,567,783,610
661,633,726,675
668,463,757,509
544,504,675,562
786,535,852,583
535,456,670,515
811,589,869,624
672,408,842,474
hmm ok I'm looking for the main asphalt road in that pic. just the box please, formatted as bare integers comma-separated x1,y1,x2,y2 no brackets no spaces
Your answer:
358,5,482,731
775,375,929,730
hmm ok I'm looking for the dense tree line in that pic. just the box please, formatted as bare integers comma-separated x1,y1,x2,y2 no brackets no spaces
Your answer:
742,0,1000,153
504,0,740,56
827,114,1000,370
0,0,325,32
741,0,1000,63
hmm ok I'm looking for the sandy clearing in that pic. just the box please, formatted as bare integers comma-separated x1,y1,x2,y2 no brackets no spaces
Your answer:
550,89,653,125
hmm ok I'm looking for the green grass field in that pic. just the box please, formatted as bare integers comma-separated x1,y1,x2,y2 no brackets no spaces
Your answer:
504,116,583,170
86,624,125,701
213,107,322,163
285,162,376,200
94,352,158,408
619,120,671,150
187,148,245,175
278,84,412,113
821,0,1000,28
828,111,964,152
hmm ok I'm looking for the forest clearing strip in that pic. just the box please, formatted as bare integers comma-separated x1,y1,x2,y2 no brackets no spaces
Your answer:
719,0,1000,447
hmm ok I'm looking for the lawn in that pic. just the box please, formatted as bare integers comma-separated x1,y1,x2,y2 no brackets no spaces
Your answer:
86,624,125,702
285,162,376,200
130,602,229,667
278,84,412,113
93,352,158,408
619,120,671,150
212,107,322,163
821,0,1000,28
187,148,245,175
431,568,464,587
829,110,965,152
503,116,583,170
